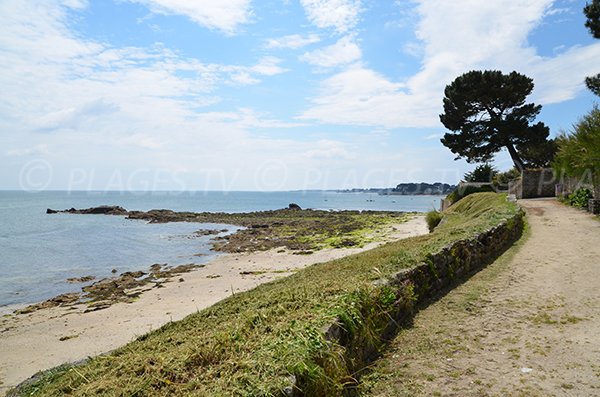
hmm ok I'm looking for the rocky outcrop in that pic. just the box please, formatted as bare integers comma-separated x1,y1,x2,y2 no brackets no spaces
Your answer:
46,206,128,215
46,205,408,254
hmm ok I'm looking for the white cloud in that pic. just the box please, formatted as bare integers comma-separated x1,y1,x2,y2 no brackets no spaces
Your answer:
229,71,260,85
61,0,88,10
300,35,361,68
6,144,49,157
226,57,287,85
0,2,289,135
403,41,423,58
34,99,120,131
114,133,164,150
300,0,362,33
0,1,313,191
301,1,600,128
250,56,287,76
265,34,320,49
129,0,253,35
300,64,435,128
424,133,443,141
528,44,600,103
303,140,354,160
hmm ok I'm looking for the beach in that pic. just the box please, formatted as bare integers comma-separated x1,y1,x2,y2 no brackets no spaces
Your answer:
0,215,428,394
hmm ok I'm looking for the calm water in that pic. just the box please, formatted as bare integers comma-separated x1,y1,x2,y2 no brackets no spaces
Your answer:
0,191,441,309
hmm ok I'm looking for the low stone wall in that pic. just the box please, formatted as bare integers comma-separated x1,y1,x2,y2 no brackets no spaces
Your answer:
292,209,525,395
389,212,524,300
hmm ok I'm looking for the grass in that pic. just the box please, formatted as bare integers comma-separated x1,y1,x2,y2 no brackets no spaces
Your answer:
12,193,519,397
425,210,442,232
358,216,532,397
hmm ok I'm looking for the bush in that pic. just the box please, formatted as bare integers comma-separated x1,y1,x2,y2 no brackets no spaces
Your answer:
492,167,521,190
446,184,495,205
553,106,600,199
425,210,443,232
566,188,594,209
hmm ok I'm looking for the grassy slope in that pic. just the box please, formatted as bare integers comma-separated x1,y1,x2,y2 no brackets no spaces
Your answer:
14,193,518,396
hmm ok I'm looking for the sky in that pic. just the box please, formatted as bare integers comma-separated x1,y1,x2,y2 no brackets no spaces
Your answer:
1,0,599,191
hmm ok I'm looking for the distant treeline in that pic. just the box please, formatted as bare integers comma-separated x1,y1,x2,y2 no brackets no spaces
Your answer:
338,182,456,196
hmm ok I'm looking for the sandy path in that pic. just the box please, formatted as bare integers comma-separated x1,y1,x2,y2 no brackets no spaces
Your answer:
366,199,600,396
0,216,427,394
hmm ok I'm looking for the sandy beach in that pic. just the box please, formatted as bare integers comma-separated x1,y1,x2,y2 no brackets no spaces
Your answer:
0,216,427,394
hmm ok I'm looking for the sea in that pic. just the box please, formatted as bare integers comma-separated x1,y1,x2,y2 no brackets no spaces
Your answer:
0,190,441,311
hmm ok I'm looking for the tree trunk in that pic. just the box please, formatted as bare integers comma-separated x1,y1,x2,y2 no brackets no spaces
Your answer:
505,143,525,172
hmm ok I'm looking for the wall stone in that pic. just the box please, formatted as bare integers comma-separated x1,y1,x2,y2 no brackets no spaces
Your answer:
517,169,556,199
388,212,524,300
590,199,600,215
297,209,525,396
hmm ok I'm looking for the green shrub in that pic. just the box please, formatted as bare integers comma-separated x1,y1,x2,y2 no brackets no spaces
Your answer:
464,163,498,183
553,106,600,199
492,167,521,190
567,188,593,208
425,210,443,232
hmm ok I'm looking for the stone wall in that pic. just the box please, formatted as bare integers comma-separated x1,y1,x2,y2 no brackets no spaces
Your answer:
513,168,556,199
389,211,524,300
292,209,525,395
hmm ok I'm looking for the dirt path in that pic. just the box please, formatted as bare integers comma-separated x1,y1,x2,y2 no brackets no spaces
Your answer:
364,199,600,396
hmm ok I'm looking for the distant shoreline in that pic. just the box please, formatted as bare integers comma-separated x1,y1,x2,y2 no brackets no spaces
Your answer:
337,182,456,196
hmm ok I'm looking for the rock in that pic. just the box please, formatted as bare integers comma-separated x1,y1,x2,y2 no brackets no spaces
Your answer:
84,206,127,215
50,293,80,305
288,203,302,210
194,229,221,236
49,206,128,216
150,264,162,272
16,292,81,314
66,275,96,283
